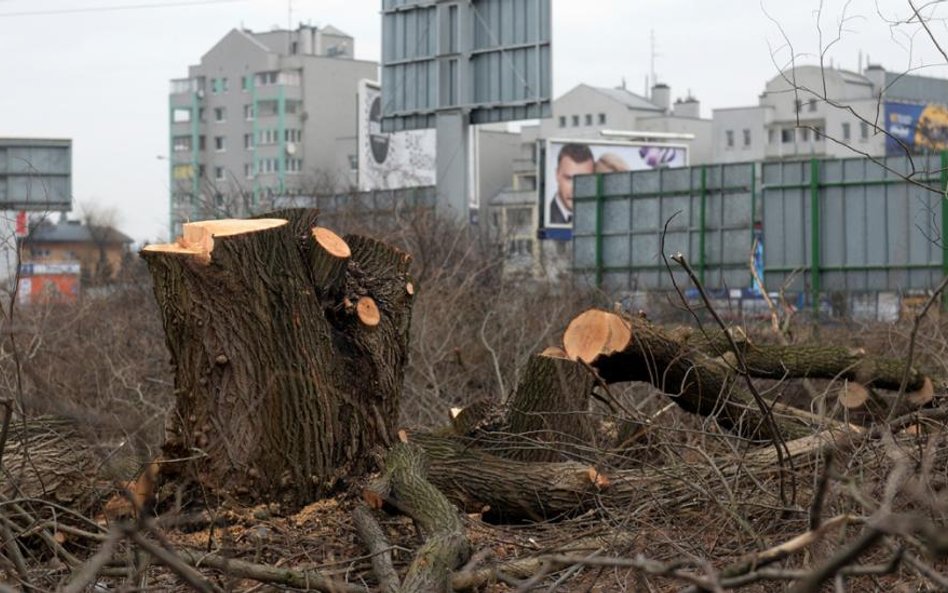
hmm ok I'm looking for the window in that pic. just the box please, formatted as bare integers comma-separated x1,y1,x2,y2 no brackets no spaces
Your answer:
842,122,851,141
768,129,775,144
244,163,253,178
558,116,566,128
598,113,606,124
172,164,193,179
221,77,228,92
814,126,824,139
507,238,533,256
572,115,579,127
241,76,249,92
508,207,531,228
585,114,592,126
214,166,225,181
860,122,869,140
214,107,226,123
743,129,751,147
244,133,254,150
285,100,302,114
801,128,810,142
725,130,734,148
256,100,278,117
172,135,191,151
198,135,206,151
243,104,255,120
211,78,218,94
214,136,225,151
172,108,191,123
794,99,802,113
808,98,817,112
198,108,206,122
198,164,206,178
256,71,278,87
781,128,794,143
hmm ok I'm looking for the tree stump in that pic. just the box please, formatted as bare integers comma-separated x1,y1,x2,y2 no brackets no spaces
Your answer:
140,209,413,507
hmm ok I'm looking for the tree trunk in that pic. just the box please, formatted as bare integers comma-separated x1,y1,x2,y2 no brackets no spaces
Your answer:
140,209,413,507
684,328,931,393
495,353,597,462
563,310,811,441
562,310,934,441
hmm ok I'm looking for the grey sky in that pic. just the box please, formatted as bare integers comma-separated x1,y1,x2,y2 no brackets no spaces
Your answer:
0,0,945,242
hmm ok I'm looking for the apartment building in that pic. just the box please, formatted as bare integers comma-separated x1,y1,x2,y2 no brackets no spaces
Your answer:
167,24,377,238
711,64,948,163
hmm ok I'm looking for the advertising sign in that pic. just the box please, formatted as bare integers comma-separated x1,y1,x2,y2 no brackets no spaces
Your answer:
541,139,688,239
17,262,80,306
357,80,436,191
885,101,948,155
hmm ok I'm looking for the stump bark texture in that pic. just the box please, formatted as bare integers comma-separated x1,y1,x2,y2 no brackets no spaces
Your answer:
141,209,412,506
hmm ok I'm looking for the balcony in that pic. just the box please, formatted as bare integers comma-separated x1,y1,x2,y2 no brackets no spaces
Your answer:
169,77,206,97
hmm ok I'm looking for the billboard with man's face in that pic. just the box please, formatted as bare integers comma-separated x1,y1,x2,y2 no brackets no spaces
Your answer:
357,79,436,191
542,139,688,238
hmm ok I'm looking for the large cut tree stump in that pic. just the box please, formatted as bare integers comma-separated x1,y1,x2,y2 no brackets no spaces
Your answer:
141,209,413,506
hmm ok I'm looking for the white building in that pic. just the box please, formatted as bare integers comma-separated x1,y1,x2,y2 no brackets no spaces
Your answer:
711,64,948,163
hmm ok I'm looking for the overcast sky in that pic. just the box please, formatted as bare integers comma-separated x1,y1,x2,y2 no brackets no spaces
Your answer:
1,0,946,242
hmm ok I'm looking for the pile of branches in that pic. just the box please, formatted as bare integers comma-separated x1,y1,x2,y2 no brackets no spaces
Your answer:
0,211,947,592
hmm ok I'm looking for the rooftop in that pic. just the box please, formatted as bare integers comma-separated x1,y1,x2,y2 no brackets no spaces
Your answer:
24,220,133,245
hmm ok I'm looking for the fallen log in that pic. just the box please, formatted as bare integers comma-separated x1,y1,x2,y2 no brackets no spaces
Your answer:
685,328,932,394
562,310,810,441
560,309,936,440
411,430,850,522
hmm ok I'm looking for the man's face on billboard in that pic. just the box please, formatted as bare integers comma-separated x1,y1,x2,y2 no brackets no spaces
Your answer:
556,155,594,212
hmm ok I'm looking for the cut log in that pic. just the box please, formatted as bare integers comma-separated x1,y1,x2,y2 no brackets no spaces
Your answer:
566,310,810,441
838,382,869,410
562,309,632,363
908,376,935,406
413,430,849,521
140,209,413,507
685,330,931,393
565,309,934,440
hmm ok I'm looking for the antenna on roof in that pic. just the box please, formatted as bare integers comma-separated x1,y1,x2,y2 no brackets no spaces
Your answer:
650,29,660,86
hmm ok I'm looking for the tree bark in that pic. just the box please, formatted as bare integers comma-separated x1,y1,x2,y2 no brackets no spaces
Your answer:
563,310,933,441
374,442,470,593
412,430,849,522
563,311,811,441
140,209,413,507
495,354,597,462
684,328,931,393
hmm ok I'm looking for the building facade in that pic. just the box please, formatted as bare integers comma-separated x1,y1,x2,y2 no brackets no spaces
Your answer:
711,64,948,163
167,25,377,238
20,218,133,293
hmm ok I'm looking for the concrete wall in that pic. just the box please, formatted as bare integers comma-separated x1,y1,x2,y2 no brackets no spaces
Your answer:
300,56,378,191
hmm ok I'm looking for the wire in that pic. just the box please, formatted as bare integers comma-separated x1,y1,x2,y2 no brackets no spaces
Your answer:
0,0,246,18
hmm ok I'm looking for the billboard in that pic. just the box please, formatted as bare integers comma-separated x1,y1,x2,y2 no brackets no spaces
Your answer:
0,138,72,211
884,101,948,155
357,80,436,191
541,139,688,239
17,262,80,306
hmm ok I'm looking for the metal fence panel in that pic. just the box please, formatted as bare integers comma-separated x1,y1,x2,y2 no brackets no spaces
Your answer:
760,154,944,301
